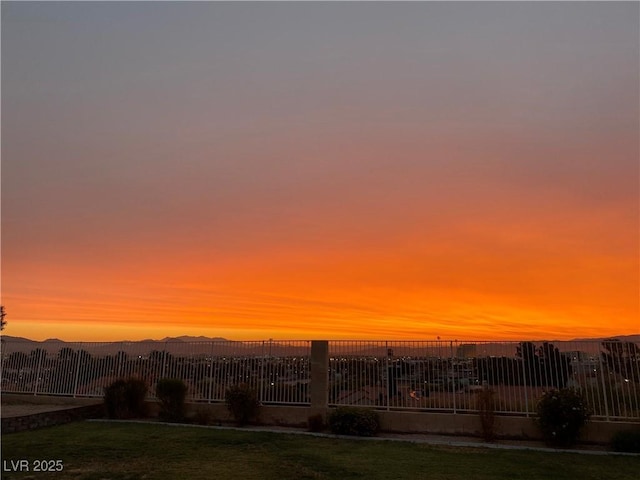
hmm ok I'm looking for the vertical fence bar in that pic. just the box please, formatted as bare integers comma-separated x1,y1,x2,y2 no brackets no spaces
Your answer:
72,350,82,397
259,341,265,404
597,349,610,421
33,349,44,396
521,350,529,417
161,341,167,380
450,341,457,414
207,342,214,403
611,347,623,418
117,342,124,378
385,341,390,411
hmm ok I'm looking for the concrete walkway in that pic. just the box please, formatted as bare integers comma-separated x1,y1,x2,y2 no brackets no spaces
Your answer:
88,419,640,457
1,403,80,417
1,395,102,418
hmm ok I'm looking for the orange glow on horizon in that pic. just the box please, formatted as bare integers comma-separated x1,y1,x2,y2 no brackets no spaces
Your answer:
3,228,638,342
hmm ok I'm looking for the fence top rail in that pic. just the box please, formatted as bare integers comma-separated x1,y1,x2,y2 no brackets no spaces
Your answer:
2,339,635,361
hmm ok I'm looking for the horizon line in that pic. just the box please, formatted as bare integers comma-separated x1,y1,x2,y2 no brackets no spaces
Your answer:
2,333,637,345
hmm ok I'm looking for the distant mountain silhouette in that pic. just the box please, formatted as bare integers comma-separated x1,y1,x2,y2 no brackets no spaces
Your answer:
1,335,229,343
160,335,230,342
1,334,637,358
0,335,33,342
571,334,640,344
3,334,639,344
0,335,229,355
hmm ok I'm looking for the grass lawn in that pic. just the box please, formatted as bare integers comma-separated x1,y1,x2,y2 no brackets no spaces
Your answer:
1,422,639,480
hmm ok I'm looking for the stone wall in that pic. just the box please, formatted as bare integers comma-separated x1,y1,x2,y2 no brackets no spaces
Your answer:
2,404,105,434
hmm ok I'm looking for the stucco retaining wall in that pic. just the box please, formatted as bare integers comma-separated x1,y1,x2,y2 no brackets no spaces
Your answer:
2,394,637,445
179,402,638,445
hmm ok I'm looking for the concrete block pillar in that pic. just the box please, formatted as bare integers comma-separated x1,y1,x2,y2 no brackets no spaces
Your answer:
310,340,329,415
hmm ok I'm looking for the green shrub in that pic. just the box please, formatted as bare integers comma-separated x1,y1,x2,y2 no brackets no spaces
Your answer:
126,377,149,416
156,378,188,422
476,387,496,442
328,407,380,437
611,429,640,453
225,383,260,426
104,377,148,419
104,379,128,419
535,388,591,447
307,413,325,433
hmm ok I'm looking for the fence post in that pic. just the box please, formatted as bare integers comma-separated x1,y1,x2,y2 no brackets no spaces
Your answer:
310,340,328,415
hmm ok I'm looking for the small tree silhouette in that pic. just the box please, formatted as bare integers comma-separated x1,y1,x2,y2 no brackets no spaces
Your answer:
516,341,541,386
515,341,571,388
0,305,6,331
538,342,572,389
601,339,640,383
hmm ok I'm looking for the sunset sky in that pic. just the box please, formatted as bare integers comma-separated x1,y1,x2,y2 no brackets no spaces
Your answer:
2,2,638,342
